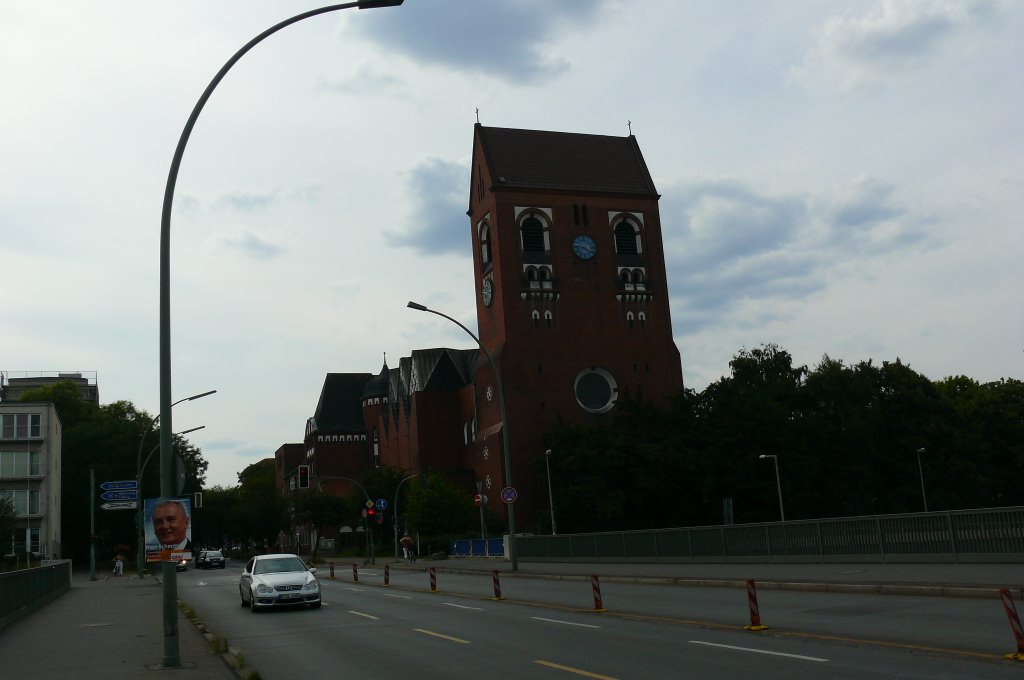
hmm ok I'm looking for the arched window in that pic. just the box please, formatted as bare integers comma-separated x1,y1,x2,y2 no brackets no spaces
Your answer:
526,266,539,289
521,216,546,252
479,224,491,265
633,269,646,290
614,219,639,255
539,266,552,289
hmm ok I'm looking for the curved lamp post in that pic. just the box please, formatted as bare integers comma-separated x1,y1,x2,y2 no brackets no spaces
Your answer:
758,454,785,522
135,391,215,579
406,301,518,570
393,473,419,560
916,447,928,512
157,1,404,666
315,474,376,564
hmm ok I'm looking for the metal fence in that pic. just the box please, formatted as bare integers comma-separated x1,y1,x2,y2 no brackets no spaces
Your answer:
0,560,72,631
449,537,505,558
514,507,1024,564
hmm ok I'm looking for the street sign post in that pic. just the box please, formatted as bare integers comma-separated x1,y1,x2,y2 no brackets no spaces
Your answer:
101,501,138,511
101,480,138,491
101,490,138,502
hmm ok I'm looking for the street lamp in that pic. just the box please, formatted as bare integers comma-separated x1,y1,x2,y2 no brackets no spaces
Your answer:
135,391,215,579
545,449,556,535
393,473,419,560
916,447,928,512
406,300,518,570
315,475,376,564
157,3,404,665
759,454,785,522
158,1,402,666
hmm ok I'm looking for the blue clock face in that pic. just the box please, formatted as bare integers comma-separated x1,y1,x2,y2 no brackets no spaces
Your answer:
572,235,597,260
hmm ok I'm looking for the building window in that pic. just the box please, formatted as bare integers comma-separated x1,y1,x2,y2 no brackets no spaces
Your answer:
626,311,635,327
520,215,548,253
0,414,41,439
573,367,618,414
479,223,491,265
1,489,40,515
613,218,642,255
0,450,40,477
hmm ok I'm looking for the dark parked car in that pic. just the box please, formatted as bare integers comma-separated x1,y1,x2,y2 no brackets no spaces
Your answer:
196,550,226,569
175,556,189,572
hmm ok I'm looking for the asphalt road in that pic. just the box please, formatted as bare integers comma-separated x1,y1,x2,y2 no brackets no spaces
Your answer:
177,560,1024,679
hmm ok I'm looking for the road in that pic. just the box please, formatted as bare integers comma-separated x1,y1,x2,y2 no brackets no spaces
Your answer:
178,561,1023,679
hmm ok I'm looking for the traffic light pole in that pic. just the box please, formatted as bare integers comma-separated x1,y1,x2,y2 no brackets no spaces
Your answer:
314,475,375,565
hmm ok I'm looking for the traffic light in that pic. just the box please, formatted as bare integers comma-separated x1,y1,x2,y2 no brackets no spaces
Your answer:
297,465,310,489
367,507,376,518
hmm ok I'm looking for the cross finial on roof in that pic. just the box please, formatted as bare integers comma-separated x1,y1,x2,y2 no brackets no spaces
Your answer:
475,108,480,124
628,120,632,135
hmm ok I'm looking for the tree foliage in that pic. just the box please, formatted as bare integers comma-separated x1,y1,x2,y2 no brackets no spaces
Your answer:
538,345,1024,533
18,381,208,562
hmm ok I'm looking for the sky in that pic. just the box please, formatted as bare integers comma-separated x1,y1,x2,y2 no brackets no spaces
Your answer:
2,0,1021,489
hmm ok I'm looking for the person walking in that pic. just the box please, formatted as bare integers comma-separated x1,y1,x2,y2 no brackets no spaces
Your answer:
112,554,124,577
400,533,415,562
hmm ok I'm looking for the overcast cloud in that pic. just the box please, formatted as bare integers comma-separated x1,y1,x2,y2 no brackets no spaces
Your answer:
2,0,1020,488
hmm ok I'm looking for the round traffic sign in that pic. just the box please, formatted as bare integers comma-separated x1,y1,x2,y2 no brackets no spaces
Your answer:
500,487,517,504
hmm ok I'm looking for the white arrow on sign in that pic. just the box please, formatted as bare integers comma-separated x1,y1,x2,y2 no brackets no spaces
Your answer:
101,501,138,510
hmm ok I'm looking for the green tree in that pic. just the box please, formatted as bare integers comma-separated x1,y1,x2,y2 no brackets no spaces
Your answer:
0,494,16,549
19,382,208,562
404,473,475,543
291,490,352,560
231,460,287,551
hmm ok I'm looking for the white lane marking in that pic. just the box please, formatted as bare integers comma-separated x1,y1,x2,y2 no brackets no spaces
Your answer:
531,617,601,629
688,640,828,662
345,587,365,592
349,610,379,620
385,593,413,599
196,581,207,586
442,602,484,610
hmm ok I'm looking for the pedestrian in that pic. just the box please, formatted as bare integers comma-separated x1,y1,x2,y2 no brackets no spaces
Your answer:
400,532,415,561
112,554,124,577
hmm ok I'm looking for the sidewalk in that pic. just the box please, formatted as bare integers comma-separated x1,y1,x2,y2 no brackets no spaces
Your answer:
0,569,238,680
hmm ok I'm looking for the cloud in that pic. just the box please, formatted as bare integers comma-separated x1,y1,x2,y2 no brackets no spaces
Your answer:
218,230,284,260
215,190,279,212
663,175,928,335
384,157,470,256
317,65,407,96
346,0,611,84
791,0,1003,92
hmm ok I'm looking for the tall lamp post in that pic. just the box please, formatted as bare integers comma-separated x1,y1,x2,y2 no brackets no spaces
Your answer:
315,475,376,564
406,301,518,571
759,454,785,522
544,449,556,535
157,1,404,666
393,473,419,560
916,447,929,512
136,391,216,579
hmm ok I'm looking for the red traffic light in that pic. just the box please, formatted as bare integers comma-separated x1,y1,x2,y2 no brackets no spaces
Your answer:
367,508,376,515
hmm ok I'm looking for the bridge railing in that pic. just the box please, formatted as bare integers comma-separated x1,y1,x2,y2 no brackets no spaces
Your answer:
0,560,72,630
513,506,1024,563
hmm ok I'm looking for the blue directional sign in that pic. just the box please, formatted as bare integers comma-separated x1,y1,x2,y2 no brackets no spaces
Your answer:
375,498,388,511
100,489,138,502
101,480,138,491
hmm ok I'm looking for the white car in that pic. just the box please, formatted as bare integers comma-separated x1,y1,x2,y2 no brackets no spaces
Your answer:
239,554,321,611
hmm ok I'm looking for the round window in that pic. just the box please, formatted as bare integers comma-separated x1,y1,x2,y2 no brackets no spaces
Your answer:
574,368,618,414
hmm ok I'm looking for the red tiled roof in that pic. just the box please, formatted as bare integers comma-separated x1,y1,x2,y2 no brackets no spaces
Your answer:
476,125,658,196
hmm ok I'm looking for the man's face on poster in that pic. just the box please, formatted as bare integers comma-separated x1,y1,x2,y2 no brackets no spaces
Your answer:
152,502,189,546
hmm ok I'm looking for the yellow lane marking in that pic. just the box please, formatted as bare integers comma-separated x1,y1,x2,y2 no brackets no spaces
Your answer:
348,610,379,620
414,628,470,644
535,660,619,679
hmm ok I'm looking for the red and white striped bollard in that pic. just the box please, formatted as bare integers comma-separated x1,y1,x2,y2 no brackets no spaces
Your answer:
492,570,504,600
591,575,607,612
998,588,1024,660
743,578,768,630
429,566,437,592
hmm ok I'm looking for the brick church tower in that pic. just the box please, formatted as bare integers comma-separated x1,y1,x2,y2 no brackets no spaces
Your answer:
467,124,683,528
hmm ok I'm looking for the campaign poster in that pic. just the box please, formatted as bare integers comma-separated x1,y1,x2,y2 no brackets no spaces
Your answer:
144,497,193,563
